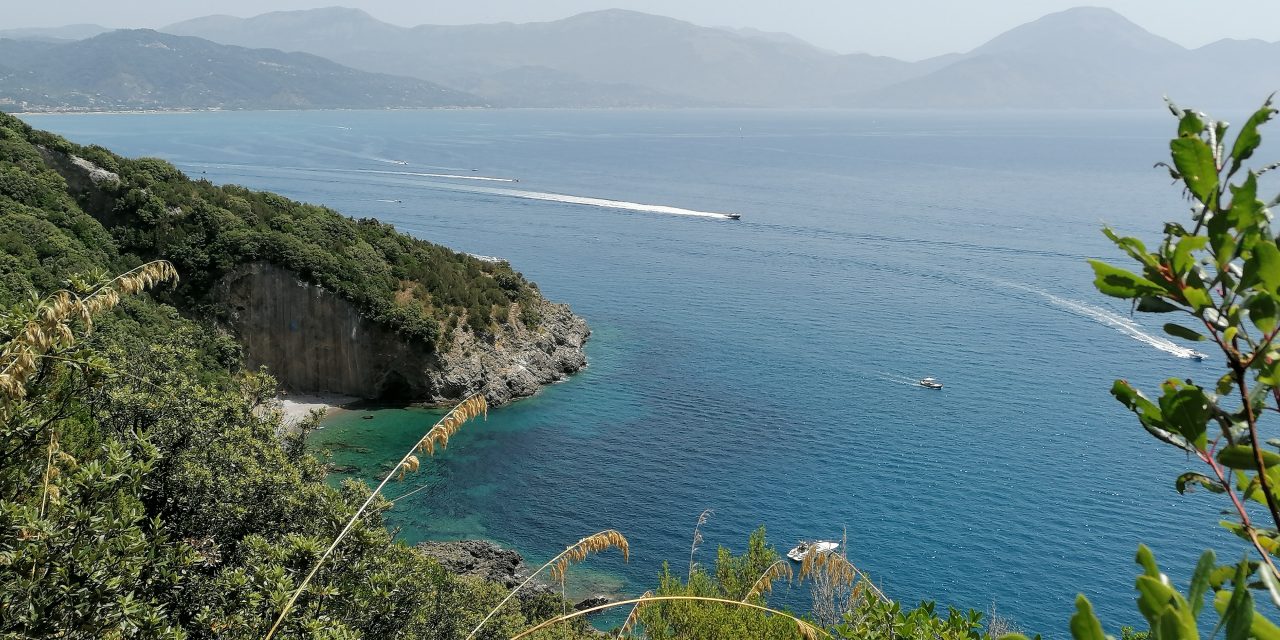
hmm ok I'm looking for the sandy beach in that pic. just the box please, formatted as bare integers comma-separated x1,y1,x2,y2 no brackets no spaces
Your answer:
274,392,359,427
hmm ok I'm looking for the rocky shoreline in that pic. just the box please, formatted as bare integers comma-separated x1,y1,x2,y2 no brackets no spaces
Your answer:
416,539,613,613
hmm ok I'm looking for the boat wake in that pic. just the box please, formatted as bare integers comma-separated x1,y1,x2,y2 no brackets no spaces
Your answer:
438,184,739,220
876,372,929,387
176,161,739,220
998,280,1202,359
323,167,518,183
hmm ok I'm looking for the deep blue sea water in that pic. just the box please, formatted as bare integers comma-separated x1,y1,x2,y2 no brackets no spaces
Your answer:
23,108,1276,635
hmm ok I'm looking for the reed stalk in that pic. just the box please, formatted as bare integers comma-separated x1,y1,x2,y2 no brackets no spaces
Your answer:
465,529,629,640
615,590,651,639
687,508,712,579
508,595,830,640
743,558,794,601
263,393,487,640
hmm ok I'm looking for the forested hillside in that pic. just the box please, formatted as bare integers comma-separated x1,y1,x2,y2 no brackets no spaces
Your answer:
0,117,594,636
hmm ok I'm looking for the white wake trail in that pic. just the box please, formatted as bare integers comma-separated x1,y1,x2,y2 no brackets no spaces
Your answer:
454,184,739,220
997,280,1202,359
323,167,518,183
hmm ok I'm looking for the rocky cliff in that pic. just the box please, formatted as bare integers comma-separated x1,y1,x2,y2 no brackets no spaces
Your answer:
218,262,588,406
36,143,589,407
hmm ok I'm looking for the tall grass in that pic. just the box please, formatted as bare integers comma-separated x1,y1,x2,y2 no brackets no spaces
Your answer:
466,529,630,640
687,508,713,578
264,393,488,640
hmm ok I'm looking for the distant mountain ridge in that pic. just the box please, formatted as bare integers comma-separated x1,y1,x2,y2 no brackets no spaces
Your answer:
0,29,483,112
7,6,1278,110
159,5,1280,109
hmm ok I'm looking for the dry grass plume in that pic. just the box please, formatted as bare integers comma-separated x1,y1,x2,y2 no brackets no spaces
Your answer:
467,529,630,640
744,559,794,601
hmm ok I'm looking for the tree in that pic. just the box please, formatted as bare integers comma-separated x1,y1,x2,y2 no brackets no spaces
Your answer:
1078,96,1280,638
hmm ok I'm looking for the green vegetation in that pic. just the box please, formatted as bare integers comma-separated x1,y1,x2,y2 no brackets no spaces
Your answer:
0,110,541,345
0,263,591,639
1080,96,1280,639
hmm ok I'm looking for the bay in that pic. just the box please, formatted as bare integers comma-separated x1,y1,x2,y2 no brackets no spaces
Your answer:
24,107,1263,635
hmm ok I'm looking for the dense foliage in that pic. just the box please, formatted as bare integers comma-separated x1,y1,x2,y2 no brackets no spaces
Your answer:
1079,98,1280,639
0,110,542,347
0,267,588,639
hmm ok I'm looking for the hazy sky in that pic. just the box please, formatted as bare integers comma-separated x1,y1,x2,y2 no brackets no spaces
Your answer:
2,0,1278,60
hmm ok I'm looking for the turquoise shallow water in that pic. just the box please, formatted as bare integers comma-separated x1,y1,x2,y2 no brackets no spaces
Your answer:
24,108,1278,635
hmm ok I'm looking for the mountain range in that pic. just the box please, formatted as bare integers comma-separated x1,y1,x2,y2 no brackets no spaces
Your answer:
3,6,1278,110
0,29,482,112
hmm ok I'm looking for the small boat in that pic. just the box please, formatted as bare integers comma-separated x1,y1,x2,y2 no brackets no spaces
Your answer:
724,213,742,220
919,377,943,390
787,540,839,562
1189,351,1207,361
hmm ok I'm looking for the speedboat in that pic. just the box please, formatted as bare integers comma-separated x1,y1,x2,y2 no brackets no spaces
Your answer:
724,213,742,220
1189,351,1207,361
919,377,943,390
787,540,839,562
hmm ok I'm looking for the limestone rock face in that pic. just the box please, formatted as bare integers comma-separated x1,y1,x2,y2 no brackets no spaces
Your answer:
216,262,589,405
36,146,120,217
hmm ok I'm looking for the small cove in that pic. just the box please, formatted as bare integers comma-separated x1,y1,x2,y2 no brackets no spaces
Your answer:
26,107,1268,635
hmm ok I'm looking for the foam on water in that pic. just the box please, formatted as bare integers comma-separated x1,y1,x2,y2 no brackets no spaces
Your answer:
322,167,518,182
997,280,1202,359
419,182,739,219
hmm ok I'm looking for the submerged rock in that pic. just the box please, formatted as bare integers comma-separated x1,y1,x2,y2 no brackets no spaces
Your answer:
574,596,611,612
416,539,529,588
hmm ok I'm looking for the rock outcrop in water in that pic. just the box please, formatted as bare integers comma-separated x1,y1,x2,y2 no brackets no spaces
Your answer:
218,262,589,406
31,134,589,408
415,540,534,589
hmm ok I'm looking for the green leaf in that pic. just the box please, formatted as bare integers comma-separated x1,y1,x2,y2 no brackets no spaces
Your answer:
1178,109,1207,138
1229,173,1264,231
1172,235,1209,275
1171,136,1220,204
1164,324,1206,342
1177,473,1225,495
1189,550,1216,620
1138,297,1182,313
1182,286,1214,312
1135,575,1176,626
1136,544,1162,579
1225,562,1254,640
1090,260,1167,299
1158,605,1199,640
1216,445,1280,470
1070,595,1107,640
1246,239,1280,294
1229,100,1277,176
1248,295,1279,335
1215,588,1280,640
1158,383,1210,450
1104,227,1159,269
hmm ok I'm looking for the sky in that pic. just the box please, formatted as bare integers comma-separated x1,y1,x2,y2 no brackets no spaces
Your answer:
1,0,1277,60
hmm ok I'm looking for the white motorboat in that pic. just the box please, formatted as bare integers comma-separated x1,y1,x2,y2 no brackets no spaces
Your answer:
919,377,943,390
1189,351,1207,361
787,540,840,562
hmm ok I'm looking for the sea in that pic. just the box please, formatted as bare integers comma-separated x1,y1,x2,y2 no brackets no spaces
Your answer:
23,107,1274,635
